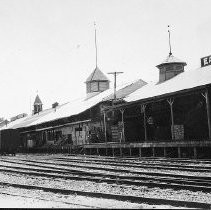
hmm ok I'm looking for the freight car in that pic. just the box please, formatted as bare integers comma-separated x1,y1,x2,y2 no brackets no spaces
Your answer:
0,129,20,155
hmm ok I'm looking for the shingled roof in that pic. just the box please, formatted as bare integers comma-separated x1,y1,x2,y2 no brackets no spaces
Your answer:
34,95,42,105
86,67,109,82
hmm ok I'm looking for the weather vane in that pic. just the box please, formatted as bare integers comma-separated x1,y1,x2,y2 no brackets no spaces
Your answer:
168,25,172,56
94,22,98,68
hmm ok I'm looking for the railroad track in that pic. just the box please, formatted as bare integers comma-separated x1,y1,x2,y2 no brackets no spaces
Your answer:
9,156,211,178
1,157,211,193
0,180,210,208
52,156,211,172
67,154,211,165
0,154,211,208
5,155,211,175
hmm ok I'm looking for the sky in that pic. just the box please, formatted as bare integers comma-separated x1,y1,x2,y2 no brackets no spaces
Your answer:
0,0,211,119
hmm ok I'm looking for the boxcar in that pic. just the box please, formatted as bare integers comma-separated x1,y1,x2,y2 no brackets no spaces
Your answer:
0,129,20,155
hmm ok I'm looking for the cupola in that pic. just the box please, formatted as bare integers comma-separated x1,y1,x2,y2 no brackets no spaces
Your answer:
33,94,43,115
156,26,187,83
85,23,110,98
85,67,110,96
156,54,187,83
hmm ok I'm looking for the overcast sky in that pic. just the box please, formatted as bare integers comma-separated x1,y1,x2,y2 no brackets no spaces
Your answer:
0,0,211,119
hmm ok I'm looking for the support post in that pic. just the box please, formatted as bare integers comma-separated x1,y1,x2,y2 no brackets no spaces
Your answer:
129,147,132,157
120,109,125,143
167,98,175,140
103,111,107,143
120,147,122,157
97,148,99,155
141,104,147,141
152,147,155,157
203,90,211,139
139,148,142,158
193,147,197,159
112,147,114,157
164,147,167,157
177,147,181,158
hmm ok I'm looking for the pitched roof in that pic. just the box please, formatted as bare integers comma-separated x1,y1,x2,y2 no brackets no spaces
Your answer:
34,95,42,105
86,67,109,82
126,65,211,103
0,78,147,130
157,54,187,67
103,79,147,101
2,64,211,131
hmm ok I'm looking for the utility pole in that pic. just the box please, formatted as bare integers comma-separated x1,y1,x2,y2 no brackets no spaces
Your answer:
108,71,123,101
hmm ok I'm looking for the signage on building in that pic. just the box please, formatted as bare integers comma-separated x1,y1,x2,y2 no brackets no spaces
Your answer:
201,55,211,67
173,124,184,140
147,116,154,125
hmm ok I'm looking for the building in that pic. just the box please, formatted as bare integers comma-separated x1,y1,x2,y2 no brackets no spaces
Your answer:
93,54,211,158
0,69,146,150
0,27,211,158
1,53,211,158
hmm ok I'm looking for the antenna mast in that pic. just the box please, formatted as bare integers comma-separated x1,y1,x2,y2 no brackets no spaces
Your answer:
94,22,98,68
168,25,172,56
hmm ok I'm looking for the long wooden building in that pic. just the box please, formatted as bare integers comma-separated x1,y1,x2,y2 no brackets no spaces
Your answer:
1,53,211,159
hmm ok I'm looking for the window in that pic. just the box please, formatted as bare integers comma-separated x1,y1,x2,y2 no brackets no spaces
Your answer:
175,65,183,71
86,83,91,93
99,82,108,91
90,82,99,92
165,65,173,71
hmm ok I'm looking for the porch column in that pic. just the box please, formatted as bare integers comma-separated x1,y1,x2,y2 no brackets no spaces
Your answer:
103,111,107,143
141,104,147,141
139,148,142,158
164,147,167,157
120,109,125,143
177,147,181,158
120,147,123,157
152,147,155,157
129,147,132,156
193,147,197,159
167,98,175,140
202,90,211,139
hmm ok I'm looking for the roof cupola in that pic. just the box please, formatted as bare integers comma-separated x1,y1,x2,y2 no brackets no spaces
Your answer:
33,94,43,115
85,23,110,98
156,26,187,83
